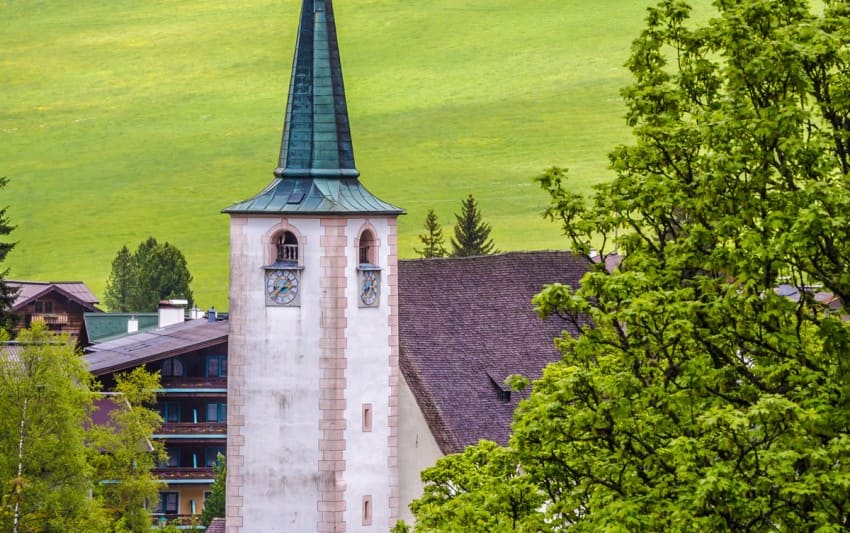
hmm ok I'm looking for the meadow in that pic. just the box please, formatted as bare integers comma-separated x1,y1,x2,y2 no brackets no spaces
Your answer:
0,0,710,309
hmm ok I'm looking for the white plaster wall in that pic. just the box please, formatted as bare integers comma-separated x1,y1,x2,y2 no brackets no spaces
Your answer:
398,377,443,525
343,217,395,529
229,216,324,532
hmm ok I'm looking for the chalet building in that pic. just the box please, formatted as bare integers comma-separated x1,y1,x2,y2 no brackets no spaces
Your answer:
8,280,100,337
85,306,228,523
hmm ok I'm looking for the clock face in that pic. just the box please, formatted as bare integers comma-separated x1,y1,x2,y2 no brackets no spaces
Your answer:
266,269,299,305
360,270,379,306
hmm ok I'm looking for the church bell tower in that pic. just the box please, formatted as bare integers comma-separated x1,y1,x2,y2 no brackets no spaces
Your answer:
223,1,404,530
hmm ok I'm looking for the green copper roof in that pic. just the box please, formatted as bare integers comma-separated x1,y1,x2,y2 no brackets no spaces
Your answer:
224,0,403,215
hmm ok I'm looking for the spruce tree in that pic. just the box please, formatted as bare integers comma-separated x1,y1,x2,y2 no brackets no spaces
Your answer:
450,195,496,257
200,454,226,527
103,246,136,312
0,177,18,332
415,209,448,258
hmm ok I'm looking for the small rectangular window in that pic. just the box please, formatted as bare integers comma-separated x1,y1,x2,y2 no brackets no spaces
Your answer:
206,355,227,378
362,495,372,526
159,401,180,423
154,492,179,515
206,402,226,422
362,403,372,432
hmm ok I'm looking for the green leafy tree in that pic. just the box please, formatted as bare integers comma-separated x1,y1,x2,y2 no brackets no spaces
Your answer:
0,177,19,332
0,324,108,532
410,0,850,530
89,368,165,532
199,453,225,527
104,237,194,312
415,209,448,258
450,195,496,257
408,440,544,532
103,246,136,313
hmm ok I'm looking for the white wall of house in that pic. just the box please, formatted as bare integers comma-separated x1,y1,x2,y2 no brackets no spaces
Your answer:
398,376,443,525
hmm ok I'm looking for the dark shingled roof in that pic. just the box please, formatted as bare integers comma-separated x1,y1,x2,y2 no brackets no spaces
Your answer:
398,251,590,454
9,280,99,312
84,319,228,376
223,0,402,216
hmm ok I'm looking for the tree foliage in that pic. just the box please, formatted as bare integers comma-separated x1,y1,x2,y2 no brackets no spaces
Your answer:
410,0,850,530
415,209,448,258
104,237,194,312
89,368,165,532
0,324,108,532
0,177,18,332
199,453,225,527
450,195,496,257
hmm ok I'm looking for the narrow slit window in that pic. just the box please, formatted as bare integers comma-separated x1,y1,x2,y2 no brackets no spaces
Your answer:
362,403,372,432
362,495,372,526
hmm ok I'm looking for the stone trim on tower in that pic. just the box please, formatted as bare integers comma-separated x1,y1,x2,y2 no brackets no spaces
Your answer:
318,218,349,532
386,218,401,526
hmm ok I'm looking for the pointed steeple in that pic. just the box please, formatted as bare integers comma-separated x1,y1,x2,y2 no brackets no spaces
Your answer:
224,0,403,215
276,0,357,179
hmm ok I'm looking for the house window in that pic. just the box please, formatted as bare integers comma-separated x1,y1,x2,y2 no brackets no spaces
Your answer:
206,355,227,378
205,446,226,467
154,491,179,515
275,231,299,264
358,230,376,266
33,301,53,313
161,358,185,377
159,401,181,423
206,402,226,423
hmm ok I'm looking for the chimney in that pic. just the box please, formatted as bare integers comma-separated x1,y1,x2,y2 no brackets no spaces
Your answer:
189,307,204,320
158,299,188,328
207,307,217,323
127,315,139,334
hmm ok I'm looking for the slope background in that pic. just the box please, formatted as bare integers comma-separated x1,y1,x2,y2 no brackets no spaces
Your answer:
0,0,711,309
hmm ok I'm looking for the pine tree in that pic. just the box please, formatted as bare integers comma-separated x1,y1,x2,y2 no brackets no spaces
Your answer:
104,237,194,312
103,246,136,312
450,195,496,257
415,209,448,258
200,453,225,527
0,177,18,332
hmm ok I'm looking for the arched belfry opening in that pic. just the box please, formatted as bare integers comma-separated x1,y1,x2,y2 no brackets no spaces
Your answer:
358,229,376,266
275,231,299,265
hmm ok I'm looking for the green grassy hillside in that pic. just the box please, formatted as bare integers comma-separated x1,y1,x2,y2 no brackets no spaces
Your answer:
0,0,708,309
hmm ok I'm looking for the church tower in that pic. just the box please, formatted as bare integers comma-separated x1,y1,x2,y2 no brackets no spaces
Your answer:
223,1,404,530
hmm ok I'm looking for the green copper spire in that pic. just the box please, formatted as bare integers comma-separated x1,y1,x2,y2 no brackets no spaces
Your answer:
276,0,357,179
224,0,403,215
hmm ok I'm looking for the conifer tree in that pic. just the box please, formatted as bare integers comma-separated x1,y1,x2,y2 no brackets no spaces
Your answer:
0,177,19,332
450,195,496,257
104,237,194,312
103,246,135,312
415,209,448,258
200,453,226,527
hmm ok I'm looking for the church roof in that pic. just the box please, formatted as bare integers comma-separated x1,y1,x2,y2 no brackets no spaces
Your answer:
398,251,590,454
224,0,402,216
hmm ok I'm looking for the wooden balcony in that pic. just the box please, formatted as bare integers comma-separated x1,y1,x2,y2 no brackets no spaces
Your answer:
153,466,215,480
159,422,226,436
159,376,227,389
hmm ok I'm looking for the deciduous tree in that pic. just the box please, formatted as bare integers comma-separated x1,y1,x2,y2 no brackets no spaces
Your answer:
410,0,850,529
450,195,496,257
89,368,165,532
415,209,448,258
0,324,108,532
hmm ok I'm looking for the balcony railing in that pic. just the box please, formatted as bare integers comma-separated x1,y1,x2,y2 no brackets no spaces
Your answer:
159,422,226,435
153,466,215,480
159,376,226,389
